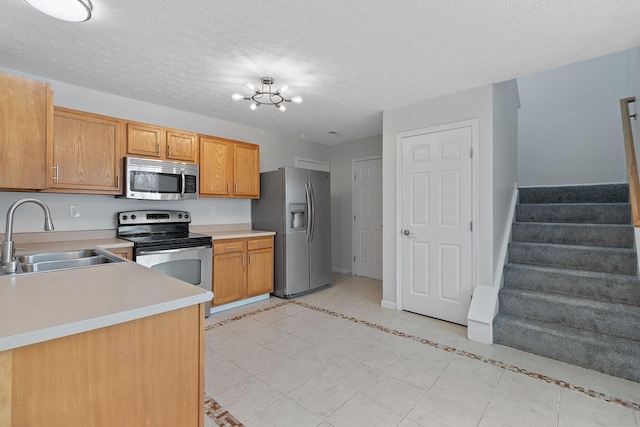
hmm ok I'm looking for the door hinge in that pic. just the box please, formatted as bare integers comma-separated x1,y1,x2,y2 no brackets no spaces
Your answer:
354,215,356,221
470,147,473,158
470,221,473,231
354,256,356,262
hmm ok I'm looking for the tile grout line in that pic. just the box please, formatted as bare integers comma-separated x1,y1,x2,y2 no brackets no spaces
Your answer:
204,299,640,422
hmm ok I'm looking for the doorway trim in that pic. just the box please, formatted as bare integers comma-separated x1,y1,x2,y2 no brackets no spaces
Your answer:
352,155,383,278
394,119,480,312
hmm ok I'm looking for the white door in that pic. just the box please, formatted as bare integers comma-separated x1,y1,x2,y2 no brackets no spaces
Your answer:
352,157,383,280
401,125,473,325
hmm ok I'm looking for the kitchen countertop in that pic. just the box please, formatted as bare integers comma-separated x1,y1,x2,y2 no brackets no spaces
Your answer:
0,228,275,352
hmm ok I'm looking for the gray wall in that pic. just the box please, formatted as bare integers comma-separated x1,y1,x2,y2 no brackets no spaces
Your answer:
0,68,329,233
517,50,631,186
382,85,496,307
328,135,382,273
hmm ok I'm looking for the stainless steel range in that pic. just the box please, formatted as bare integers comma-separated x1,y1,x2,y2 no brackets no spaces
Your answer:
117,210,213,316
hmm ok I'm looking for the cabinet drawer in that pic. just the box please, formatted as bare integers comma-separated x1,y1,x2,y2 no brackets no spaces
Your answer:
247,237,273,251
213,240,246,254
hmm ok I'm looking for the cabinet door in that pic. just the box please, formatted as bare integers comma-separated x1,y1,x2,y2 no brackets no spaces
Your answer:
0,72,50,190
107,247,133,260
126,122,162,158
199,136,232,196
49,107,123,194
247,247,274,297
166,130,197,163
213,251,245,306
233,143,260,198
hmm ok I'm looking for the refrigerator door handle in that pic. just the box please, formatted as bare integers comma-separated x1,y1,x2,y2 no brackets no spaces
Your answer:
305,182,312,242
309,182,316,241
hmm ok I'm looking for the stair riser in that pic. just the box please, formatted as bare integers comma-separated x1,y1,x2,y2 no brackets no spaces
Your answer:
493,315,640,383
516,204,632,224
511,223,634,248
499,290,640,341
503,265,640,306
508,243,637,275
519,184,629,204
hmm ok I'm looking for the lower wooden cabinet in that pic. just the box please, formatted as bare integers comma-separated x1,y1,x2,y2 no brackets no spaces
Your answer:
212,236,274,306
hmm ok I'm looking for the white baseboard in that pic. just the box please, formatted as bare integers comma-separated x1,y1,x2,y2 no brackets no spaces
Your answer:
332,267,351,274
208,294,270,315
381,300,397,310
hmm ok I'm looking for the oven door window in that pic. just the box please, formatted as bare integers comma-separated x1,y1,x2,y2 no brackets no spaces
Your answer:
131,171,181,193
149,259,202,285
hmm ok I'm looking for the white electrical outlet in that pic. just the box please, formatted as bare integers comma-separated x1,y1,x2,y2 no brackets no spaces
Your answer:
69,205,80,218
209,206,216,216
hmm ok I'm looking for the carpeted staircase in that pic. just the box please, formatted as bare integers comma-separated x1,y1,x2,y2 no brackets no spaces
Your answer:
493,183,640,382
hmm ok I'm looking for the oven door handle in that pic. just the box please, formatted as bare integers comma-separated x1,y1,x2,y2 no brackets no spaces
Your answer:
137,245,211,256
181,169,186,198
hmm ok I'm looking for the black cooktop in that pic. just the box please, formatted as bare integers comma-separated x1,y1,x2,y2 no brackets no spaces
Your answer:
117,210,212,249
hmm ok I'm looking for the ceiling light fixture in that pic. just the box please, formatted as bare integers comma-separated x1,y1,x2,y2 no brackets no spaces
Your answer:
24,0,92,22
232,77,302,112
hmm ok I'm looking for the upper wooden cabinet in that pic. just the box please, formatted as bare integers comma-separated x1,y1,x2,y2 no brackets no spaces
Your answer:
47,107,123,194
126,121,198,163
199,135,260,198
0,73,51,191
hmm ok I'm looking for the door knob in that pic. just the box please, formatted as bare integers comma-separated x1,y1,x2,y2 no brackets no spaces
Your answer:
402,229,413,236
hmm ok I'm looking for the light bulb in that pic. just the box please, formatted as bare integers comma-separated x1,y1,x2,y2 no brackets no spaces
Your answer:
249,102,258,111
279,84,288,94
246,82,256,91
231,93,244,101
278,104,287,112
24,0,92,22
291,96,303,104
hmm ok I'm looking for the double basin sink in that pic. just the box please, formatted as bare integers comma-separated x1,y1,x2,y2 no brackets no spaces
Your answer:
6,248,124,275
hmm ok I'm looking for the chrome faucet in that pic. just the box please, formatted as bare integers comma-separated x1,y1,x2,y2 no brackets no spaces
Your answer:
1,198,54,273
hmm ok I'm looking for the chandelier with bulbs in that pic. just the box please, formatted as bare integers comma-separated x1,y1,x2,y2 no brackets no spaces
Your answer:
232,77,302,112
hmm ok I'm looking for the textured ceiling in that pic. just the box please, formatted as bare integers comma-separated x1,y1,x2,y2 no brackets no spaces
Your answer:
2,0,640,145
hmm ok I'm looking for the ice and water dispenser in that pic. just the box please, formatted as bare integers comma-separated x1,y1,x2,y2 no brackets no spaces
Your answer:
289,203,306,230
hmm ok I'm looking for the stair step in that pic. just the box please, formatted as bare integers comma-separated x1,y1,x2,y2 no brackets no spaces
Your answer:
503,264,640,306
499,287,640,341
511,222,634,248
519,184,629,204
515,203,631,224
508,242,637,275
493,313,640,382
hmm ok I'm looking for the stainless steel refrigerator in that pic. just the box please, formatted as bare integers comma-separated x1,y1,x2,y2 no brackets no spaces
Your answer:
251,167,332,298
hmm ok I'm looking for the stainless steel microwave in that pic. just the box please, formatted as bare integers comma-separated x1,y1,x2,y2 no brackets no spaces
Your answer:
123,157,199,200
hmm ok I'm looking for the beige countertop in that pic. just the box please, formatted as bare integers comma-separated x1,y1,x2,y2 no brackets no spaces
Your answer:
0,227,275,352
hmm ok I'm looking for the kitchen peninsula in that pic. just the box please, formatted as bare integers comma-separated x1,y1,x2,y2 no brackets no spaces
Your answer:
0,239,212,426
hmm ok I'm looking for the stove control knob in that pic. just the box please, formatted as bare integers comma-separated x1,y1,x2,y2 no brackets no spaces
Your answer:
131,214,136,220
121,215,128,221
184,213,189,219
178,213,183,219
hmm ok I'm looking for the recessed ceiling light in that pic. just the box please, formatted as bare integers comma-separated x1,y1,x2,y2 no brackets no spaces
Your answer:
24,0,92,22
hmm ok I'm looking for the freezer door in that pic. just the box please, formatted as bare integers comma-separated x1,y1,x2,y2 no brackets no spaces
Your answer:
284,167,311,295
308,170,332,289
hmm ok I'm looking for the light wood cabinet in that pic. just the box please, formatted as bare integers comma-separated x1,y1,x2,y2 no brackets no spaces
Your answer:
199,135,260,198
107,247,133,260
212,236,274,306
247,238,275,298
0,72,51,191
0,305,205,426
126,121,198,163
48,107,123,194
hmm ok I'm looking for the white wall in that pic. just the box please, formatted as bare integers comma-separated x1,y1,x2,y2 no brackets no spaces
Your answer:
492,81,519,281
382,85,496,307
0,68,329,233
328,135,382,273
517,50,630,186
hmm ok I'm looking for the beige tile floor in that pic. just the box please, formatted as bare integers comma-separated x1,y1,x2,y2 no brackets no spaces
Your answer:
203,273,640,427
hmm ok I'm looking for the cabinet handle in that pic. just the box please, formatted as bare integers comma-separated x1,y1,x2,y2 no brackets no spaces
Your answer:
167,144,171,157
53,164,59,182
235,183,238,194
227,183,230,193
156,143,160,154
242,254,245,265
116,176,119,189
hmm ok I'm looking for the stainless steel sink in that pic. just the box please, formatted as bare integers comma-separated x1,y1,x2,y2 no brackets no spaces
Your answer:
12,249,124,274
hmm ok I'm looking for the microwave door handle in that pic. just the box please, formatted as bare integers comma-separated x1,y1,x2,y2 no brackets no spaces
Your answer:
181,170,186,197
